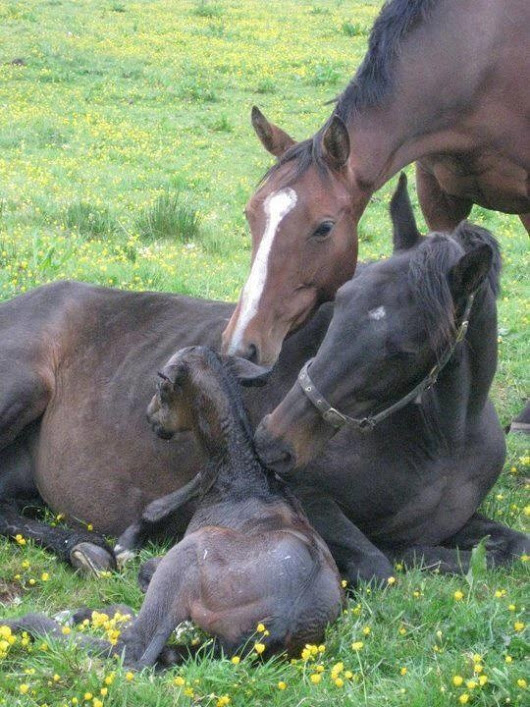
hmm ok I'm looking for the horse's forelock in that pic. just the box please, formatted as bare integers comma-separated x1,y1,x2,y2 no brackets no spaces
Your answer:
259,136,332,188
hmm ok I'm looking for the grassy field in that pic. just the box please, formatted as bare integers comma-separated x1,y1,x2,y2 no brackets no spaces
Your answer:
0,1,528,705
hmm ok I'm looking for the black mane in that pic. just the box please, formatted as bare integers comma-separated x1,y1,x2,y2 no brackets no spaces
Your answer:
408,225,501,356
262,0,439,185
335,0,438,119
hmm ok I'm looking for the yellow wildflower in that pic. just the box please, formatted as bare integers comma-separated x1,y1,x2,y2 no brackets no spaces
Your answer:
453,590,464,601
231,656,240,665
173,676,185,686
351,641,363,651
277,682,286,690
452,676,464,687
310,673,321,684
254,642,265,655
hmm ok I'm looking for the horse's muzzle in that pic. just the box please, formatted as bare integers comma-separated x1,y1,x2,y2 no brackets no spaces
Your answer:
255,418,296,475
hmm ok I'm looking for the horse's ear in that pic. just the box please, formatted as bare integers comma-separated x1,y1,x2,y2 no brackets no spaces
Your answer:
158,363,187,388
448,244,493,300
321,115,350,170
226,356,273,387
390,173,421,251
251,106,296,158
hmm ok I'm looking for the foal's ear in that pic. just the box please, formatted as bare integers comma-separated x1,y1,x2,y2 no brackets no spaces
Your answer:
251,106,296,158
321,115,350,170
448,244,493,299
226,356,273,387
390,173,421,251
158,362,187,388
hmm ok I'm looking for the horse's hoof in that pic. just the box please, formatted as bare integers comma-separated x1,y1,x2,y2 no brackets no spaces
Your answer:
70,542,116,576
114,544,137,568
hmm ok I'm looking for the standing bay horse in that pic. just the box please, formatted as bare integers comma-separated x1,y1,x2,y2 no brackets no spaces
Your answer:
222,0,529,366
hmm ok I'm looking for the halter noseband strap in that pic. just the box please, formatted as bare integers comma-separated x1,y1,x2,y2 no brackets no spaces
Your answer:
297,295,474,433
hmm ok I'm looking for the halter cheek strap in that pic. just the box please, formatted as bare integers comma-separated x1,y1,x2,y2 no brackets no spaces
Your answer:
297,295,474,433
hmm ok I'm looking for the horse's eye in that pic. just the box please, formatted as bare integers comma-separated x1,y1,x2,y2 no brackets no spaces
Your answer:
311,220,335,239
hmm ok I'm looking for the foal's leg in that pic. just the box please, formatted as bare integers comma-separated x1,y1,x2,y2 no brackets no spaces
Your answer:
118,539,198,668
0,499,116,574
114,476,200,564
443,512,530,565
415,162,473,231
296,491,394,585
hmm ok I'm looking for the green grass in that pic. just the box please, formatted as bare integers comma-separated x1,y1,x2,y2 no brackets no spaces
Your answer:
0,1,528,706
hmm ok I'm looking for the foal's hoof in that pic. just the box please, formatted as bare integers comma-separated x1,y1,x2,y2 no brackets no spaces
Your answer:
70,542,116,576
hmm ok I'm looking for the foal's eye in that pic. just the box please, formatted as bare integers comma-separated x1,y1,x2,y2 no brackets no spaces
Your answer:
311,220,335,240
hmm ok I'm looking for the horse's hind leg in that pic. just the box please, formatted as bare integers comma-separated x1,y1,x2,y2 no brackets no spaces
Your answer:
0,499,116,574
443,512,530,566
119,539,198,668
415,162,473,231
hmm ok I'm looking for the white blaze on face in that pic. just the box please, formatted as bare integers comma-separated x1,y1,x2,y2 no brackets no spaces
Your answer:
368,305,386,321
227,188,298,354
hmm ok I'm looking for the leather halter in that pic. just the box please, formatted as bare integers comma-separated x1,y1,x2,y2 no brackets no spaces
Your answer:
297,295,474,432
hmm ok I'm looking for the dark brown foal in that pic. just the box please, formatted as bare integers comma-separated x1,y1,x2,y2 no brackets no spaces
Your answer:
117,346,343,666
5,347,343,668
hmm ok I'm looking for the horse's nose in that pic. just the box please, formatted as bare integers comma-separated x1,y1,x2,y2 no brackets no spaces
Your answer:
239,341,259,363
255,418,296,475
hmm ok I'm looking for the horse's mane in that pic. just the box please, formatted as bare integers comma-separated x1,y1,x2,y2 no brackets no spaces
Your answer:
408,224,501,357
336,0,439,119
262,0,439,185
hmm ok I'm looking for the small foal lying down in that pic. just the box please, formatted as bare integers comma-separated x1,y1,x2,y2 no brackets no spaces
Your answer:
4,347,343,667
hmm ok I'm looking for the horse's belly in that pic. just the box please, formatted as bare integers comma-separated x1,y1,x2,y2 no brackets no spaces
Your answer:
34,398,201,536
429,154,530,213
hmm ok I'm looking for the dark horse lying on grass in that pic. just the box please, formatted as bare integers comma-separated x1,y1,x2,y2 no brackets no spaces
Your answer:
4,347,343,667
222,0,530,366
255,177,529,572
0,179,527,582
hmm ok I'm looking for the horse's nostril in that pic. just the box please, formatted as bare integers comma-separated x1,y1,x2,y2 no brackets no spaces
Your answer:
246,343,258,363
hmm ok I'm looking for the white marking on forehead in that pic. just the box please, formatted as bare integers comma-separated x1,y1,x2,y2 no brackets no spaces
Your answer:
227,188,297,353
368,306,386,321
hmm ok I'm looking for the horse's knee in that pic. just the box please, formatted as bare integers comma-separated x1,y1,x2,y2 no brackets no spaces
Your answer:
345,553,394,586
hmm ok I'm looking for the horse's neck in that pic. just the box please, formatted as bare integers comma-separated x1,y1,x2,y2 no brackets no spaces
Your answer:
422,289,498,444
194,390,269,496
340,1,494,191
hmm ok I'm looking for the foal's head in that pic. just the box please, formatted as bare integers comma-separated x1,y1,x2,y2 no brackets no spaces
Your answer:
222,107,367,367
255,176,498,472
147,346,271,443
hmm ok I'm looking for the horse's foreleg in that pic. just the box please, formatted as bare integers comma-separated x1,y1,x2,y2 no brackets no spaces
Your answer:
296,491,394,585
2,613,115,657
0,500,116,574
519,212,530,235
415,162,473,231
387,545,475,574
114,477,200,564
442,512,530,565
